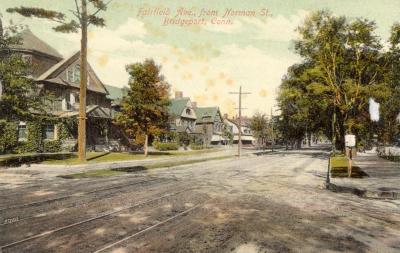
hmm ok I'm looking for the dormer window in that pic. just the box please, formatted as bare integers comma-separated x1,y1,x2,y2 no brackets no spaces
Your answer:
186,108,191,115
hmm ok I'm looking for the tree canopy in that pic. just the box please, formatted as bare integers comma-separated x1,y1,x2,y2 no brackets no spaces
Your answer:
278,10,399,150
116,59,171,155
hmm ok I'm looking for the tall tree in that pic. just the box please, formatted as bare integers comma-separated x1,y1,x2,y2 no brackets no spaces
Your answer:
116,59,170,156
287,10,385,150
7,0,109,161
250,112,268,147
0,19,44,121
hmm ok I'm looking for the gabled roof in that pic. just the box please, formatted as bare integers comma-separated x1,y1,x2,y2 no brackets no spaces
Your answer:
37,51,108,94
104,84,127,105
195,107,221,124
12,29,63,59
168,97,191,116
57,105,112,119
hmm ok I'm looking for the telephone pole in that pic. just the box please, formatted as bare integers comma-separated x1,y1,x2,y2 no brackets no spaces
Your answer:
229,86,251,157
270,107,274,152
78,0,88,161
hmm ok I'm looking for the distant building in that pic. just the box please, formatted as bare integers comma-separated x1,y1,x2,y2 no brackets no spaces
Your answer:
225,117,255,145
167,91,228,145
194,107,226,145
168,91,198,134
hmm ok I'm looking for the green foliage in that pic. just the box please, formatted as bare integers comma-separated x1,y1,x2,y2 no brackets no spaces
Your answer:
116,59,170,139
43,140,62,153
7,1,108,32
278,10,399,150
25,122,43,153
152,141,179,151
0,25,46,121
0,121,18,154
189,144,205,150
176,132,191,147
222,122,233,145
250,112,269,143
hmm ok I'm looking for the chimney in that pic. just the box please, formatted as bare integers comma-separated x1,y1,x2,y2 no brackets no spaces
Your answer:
175,91,183,99
192,101,197,108
223,113,228,119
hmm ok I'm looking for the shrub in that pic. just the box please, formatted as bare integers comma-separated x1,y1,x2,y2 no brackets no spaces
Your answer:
190,144,204,150
0,121,18,154
153,141,179,151
43,140,62,153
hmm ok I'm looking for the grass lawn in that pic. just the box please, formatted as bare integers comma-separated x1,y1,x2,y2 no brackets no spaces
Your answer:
330,156,368,178
41,148,223,165
58,155,233,179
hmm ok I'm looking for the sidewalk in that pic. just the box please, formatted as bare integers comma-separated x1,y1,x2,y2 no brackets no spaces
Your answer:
328,152,400,199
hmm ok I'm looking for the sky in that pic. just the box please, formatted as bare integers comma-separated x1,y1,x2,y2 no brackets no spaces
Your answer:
1,0,399,117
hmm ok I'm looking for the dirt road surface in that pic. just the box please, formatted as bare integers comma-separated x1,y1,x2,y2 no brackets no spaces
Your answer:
1,149,399,253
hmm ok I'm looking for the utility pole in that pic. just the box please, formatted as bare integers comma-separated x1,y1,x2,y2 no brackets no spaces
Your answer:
271,107,274,152
229,86,251,157
78,0,88,161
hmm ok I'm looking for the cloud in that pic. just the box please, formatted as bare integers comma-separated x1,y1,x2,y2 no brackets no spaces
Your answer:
115,18,147,38
203,20,243,34
244,10,309,42
11,14,299,116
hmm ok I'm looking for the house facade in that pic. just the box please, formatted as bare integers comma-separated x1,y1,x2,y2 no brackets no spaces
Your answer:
10,29,125,152
168,91,198,134
225,117,255,145
194,107,226,145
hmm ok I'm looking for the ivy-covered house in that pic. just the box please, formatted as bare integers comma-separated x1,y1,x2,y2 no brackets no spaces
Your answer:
4,29,126,153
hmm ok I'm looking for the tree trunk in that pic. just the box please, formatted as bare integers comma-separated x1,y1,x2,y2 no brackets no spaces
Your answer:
144,134,148,157
78,0,88,162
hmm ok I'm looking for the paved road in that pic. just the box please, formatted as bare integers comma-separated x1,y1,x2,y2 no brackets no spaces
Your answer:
0,149,399,253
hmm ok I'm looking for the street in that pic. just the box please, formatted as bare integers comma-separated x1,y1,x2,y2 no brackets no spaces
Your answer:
1,148,400,253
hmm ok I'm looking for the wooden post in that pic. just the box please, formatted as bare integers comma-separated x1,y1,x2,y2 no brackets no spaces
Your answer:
144,134,148,157
348,147,353,177
78,0,88,161
238,86,242,157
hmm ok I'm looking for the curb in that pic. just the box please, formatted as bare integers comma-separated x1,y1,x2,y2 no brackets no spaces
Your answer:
326,182,400,200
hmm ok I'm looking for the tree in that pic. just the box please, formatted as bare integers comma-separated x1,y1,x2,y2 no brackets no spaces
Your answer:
250,112,268,148
0,19,46,121
378,23,400,144
281,10,386,151
116,59,170,156
7,0,110,161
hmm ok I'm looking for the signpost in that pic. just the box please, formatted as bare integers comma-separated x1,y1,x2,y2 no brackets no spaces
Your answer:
345,134,356,177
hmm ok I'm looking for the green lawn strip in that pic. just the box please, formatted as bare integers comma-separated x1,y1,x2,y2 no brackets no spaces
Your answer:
41,148,224,165
58,155,234,179
330,156,367,178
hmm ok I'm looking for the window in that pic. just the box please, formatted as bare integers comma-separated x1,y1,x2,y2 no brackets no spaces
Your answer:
67,69,74,82
44,124,55,140
18,122,27,140
74,65,80,83
186,108,191,115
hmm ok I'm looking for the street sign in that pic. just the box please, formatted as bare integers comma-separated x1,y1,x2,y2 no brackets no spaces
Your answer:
345,134,356,147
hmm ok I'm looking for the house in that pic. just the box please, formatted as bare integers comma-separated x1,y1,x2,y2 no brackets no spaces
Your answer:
194,107,226,145
225,117,255,145
10,29,126,151
168,91,197,134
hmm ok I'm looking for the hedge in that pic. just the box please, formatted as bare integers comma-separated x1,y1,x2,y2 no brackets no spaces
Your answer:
189,144,204,150
153,141,179,151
